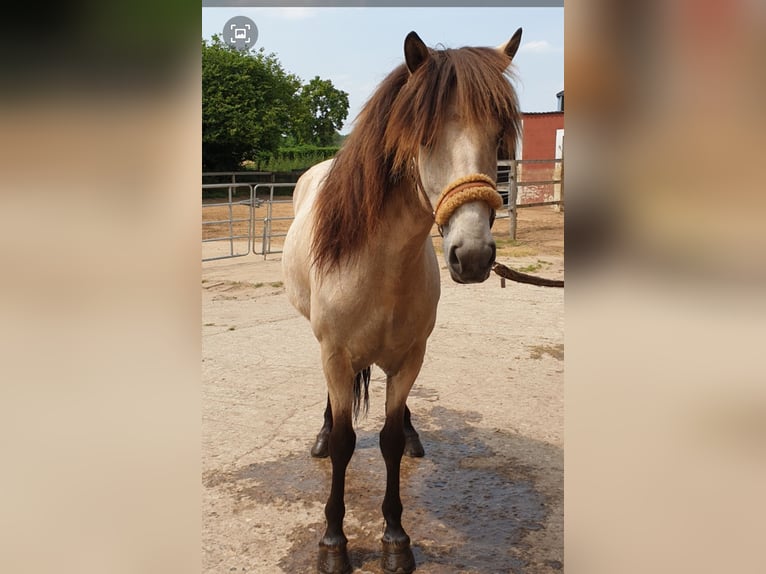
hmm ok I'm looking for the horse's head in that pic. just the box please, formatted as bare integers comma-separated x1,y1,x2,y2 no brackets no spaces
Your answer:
403,29,523,284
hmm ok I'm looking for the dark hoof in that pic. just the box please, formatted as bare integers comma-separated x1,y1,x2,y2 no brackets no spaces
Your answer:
381,536,416,574
403,433,425,458
311,428,330,458
318,541,351,574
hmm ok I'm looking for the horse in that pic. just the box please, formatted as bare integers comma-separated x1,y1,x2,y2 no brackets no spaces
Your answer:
282,28,523,574
310,391,424,459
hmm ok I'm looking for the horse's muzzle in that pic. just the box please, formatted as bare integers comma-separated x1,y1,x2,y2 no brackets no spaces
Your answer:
447,239,496,283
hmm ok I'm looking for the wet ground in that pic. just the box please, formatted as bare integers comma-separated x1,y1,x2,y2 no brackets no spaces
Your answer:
205,405,560,573
202,248,563,573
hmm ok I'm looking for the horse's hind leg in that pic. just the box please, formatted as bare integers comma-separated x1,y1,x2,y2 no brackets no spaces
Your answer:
311,396,333,458
314,397,424,459
403,405,425,458
318,351,356,574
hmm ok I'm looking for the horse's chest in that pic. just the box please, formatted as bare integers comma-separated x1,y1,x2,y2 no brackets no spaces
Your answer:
310,254,440,366
371,287,438,346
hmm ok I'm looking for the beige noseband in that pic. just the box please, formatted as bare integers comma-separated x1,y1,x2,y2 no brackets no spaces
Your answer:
433,173,503,227
412,161,503,236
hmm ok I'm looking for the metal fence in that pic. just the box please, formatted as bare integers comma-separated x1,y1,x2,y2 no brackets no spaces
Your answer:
252,184,296,257
202,161,562,261
202,183,260,261
202,181,296,262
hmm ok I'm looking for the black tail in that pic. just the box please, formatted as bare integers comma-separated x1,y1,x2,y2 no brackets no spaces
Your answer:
352,367,371,423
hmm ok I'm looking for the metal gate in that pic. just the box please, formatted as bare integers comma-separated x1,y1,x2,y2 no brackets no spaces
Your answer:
202,181,295,262
252,183,296,258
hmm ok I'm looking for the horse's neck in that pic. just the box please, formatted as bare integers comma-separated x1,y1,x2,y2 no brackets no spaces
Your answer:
375,183,434,264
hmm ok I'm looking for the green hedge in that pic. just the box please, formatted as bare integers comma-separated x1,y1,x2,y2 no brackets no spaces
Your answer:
246,145,340,172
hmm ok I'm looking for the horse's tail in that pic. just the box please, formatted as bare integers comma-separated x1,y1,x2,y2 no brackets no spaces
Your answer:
353,367,371,423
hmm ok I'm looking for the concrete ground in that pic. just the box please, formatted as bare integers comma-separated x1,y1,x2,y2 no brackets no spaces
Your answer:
202,249,563,573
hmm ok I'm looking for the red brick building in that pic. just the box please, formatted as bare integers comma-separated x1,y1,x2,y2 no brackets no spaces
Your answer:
519,111,564,162
497,92,564,206
514,102,564,205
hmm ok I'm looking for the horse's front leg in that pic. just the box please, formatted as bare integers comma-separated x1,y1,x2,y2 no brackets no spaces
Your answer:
379,347,424,574
317,349,356,574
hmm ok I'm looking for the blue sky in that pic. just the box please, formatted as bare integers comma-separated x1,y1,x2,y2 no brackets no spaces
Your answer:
202,7,563,134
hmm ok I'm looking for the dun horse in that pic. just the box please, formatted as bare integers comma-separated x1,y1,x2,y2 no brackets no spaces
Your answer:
282,29,523,574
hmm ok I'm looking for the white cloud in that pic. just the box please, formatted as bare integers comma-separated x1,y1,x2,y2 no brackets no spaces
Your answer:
519,40,561,54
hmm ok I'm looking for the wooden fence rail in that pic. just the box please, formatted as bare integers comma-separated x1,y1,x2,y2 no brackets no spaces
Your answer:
498,158,563,239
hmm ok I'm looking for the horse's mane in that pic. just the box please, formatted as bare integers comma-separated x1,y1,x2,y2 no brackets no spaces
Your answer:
311,45,521,273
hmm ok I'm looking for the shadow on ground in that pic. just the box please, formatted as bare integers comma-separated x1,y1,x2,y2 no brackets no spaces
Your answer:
204,405,562,573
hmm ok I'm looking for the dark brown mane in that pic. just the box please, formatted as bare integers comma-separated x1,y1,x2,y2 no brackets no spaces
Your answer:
311,45,521,273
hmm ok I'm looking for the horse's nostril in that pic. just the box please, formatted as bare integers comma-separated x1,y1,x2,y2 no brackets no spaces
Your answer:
488,243,496,266
448,244,461,272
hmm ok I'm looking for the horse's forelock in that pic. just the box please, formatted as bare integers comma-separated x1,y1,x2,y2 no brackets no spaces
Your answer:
311,45,521,274
384,48,521,175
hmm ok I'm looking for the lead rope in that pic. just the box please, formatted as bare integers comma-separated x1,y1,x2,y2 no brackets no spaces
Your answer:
492,262,564,287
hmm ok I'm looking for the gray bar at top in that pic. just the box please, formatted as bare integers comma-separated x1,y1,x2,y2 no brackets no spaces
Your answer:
203,1,563,7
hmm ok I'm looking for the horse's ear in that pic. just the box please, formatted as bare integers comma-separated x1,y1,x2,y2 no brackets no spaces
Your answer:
404,31,430,74
499,27,523,61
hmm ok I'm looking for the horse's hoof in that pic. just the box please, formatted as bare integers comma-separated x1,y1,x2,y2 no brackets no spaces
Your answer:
317,541,351,574
381,536,416,574
311,429,330,458
403,433,425,458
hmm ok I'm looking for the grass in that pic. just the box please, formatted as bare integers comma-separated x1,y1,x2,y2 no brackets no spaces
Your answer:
529,344,564,361
517,259,554,274
494,237,538,258
518,262,543,273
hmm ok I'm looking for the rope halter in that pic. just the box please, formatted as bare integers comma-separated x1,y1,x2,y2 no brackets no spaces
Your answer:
433,173,503,235
411,160,503,236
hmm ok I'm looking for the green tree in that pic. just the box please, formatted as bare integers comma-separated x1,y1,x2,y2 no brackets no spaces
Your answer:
294,77,350,146
202,36,301,171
